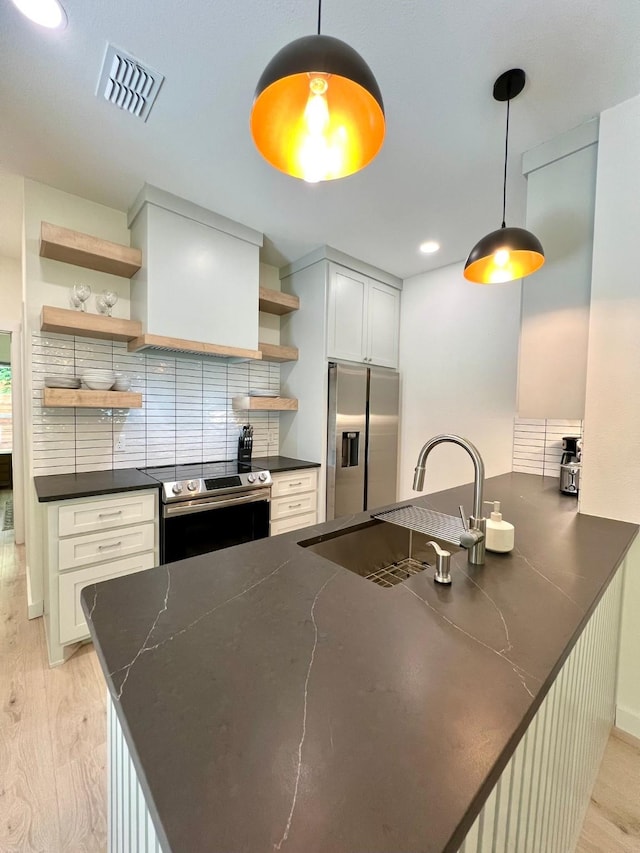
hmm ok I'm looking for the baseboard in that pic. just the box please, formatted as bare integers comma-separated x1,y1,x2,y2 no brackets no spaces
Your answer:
613,725,640,750
26,568,43,619
615,706,640,741
27,599,43,619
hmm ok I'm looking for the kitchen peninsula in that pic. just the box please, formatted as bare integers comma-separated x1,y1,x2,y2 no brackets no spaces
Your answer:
83,472,637,852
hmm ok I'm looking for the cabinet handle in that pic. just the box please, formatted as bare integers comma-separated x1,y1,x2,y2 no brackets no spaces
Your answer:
98,541,122,551
288,482,303,487
98,510,123,518
288,503,303,509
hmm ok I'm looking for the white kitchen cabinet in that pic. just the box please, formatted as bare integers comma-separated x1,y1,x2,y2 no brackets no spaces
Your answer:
367,279,400,368
327,263,400,368
44,488,159,665
58,552,156,645
58,492,155,536
270,469,318,535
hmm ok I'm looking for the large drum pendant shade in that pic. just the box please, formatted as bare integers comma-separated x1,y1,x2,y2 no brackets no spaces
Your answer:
250,34,385,182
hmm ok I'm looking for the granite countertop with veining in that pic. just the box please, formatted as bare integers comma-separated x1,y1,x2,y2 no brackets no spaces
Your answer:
82,473,638,853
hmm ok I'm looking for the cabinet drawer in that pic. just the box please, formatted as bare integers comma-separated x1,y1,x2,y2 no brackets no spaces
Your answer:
270,512,317,537
271,492,317,521
270,469,318,498
58,552,156,645
58,492,156,537
58,523,155,571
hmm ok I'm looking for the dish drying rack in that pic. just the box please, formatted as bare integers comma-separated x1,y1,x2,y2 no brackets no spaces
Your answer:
372,505,466,548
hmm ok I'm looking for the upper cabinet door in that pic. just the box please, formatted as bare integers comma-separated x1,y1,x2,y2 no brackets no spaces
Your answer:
367,280,400,369
327,267,368,363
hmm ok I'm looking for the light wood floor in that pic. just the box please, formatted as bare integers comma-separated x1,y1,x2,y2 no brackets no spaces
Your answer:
0,500,107,852
0,502,638,853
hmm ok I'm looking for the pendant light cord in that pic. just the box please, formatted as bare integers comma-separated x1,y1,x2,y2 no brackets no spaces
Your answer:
317,0,322,34
501,96,510,229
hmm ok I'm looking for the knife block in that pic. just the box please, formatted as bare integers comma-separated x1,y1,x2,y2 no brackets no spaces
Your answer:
237,438,252,464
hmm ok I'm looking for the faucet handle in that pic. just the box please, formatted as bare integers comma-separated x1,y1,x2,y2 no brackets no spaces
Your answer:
425,540,452,585
458,504,469,531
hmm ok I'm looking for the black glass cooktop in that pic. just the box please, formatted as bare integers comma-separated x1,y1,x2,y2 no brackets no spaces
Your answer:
139,460,262,483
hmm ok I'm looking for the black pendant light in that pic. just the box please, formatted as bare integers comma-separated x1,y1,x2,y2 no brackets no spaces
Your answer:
250,0,385,183
464,69,544,284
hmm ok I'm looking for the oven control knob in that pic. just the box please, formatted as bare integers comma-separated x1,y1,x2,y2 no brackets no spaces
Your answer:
187,481,198,492
258,471,269,482
247,473,256,483
171,483,183,495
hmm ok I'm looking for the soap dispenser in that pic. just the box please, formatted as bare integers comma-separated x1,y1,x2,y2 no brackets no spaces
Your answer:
483,501,515,553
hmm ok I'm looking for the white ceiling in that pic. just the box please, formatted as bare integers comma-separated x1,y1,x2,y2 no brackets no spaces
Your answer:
0,0,638,278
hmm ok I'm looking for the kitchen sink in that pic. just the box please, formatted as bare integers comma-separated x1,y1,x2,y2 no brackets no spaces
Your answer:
299,518,460,588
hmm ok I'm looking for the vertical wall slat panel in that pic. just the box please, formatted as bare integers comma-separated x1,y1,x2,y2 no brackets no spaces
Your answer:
108,695,165,852
457,568,623,853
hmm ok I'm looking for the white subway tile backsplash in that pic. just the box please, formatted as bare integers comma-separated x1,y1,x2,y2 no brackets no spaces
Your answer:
512,417,582,478
31,333,280,474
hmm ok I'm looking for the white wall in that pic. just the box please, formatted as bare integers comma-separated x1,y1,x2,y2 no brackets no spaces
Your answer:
518,131,597,419
579,93,640,739
0,255,23,328
23,179,133,615
398,261,521,501
258,262,281,346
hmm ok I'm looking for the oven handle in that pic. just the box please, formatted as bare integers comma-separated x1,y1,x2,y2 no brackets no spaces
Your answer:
163,490,270,518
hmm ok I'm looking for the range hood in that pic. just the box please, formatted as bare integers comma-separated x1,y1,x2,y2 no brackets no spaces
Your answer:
128,333,261,361
128,185,263,360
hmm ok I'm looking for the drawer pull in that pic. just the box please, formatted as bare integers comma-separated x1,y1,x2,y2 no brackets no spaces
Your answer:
98,510,123,518
289,503,303,509
288,482,303,488
98,541,122,551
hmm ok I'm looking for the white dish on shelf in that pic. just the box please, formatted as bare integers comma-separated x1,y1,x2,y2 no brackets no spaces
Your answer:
82,379,115,390
44,376,81,388
249,389,279,397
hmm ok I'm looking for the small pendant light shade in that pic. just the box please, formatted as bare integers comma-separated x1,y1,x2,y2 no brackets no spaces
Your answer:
464,69,544,284
464,226,545,284
250,33,385,182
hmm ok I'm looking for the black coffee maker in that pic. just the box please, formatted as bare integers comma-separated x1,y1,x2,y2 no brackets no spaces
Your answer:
560,436,581,495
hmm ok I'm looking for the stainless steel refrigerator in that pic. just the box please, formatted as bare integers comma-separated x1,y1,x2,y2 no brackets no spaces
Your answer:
326,362,400,520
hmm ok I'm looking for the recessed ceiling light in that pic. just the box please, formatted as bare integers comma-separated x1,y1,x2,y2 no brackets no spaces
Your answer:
419,240,440,254
10,0,67,29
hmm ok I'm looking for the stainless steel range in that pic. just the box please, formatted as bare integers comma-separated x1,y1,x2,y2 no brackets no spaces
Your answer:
139,461,272,564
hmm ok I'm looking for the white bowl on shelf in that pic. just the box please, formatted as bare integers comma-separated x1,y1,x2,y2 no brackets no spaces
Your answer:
249,389,279,397
82,379,116,390
44,376,81,389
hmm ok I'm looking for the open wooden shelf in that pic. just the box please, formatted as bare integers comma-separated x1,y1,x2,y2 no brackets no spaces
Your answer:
41,306,142,342
43,388,142,409
233,396,298,412
128,333,262,361
40,222,142,278
258,287,299,316
258,342,299,363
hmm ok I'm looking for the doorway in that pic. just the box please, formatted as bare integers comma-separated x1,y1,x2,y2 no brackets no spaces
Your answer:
0,332,14,535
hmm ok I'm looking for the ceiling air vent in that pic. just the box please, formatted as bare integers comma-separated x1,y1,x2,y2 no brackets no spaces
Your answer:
97,44,164,122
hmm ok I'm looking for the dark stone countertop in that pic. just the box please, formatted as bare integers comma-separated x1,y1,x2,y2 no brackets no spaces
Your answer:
82,473,638,853
34,457,319,502
251,455,321,473
34,468,160,502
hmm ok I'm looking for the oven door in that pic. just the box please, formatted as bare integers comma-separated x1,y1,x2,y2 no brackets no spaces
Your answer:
161,489,270,564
